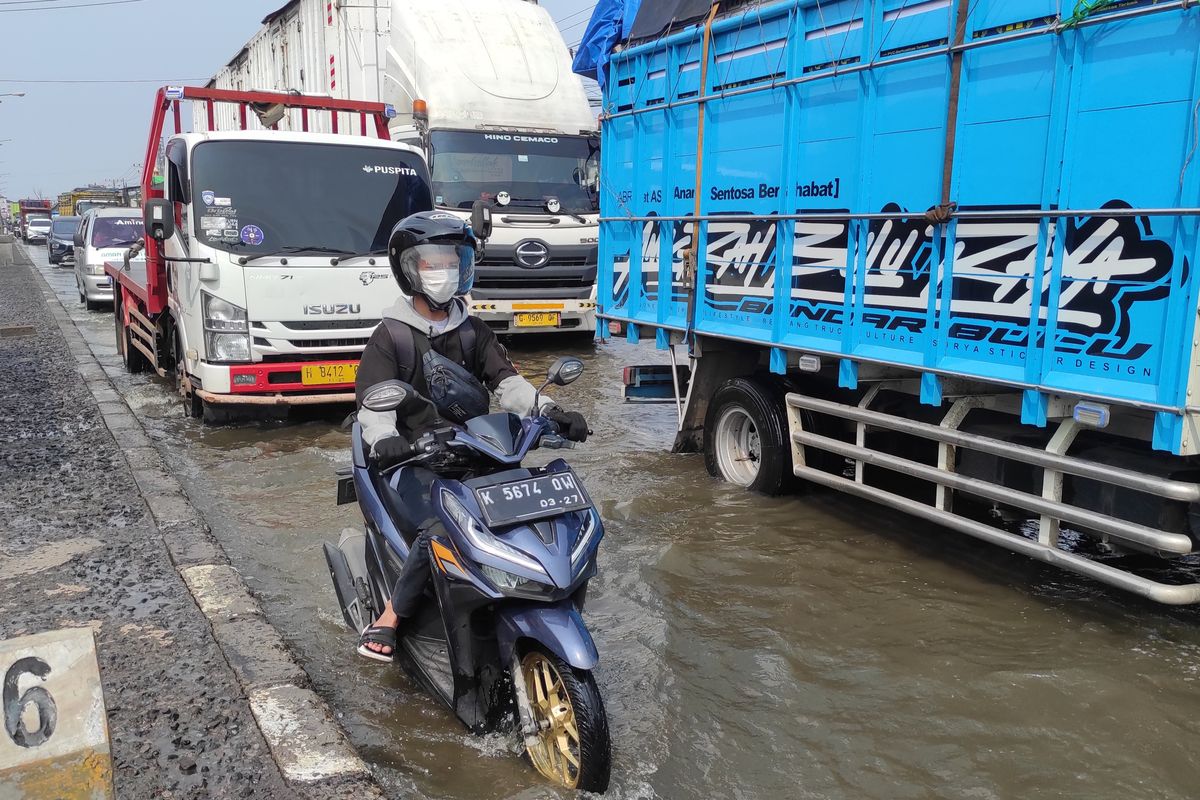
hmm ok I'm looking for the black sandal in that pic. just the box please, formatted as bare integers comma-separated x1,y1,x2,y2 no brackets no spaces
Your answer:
357,625,397,663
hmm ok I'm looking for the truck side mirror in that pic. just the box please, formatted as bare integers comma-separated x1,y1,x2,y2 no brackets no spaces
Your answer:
73,228,84,247
470,200,493,241
144,198,175,242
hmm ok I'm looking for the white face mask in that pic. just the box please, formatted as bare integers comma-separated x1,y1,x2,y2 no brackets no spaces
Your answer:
420,267,459,304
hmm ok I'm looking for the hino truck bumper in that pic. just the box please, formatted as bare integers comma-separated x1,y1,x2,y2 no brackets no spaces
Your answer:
467,299,597,335
189,358,358,405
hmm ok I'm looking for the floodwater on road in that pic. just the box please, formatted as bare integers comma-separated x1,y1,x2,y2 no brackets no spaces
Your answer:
28,247,1200,799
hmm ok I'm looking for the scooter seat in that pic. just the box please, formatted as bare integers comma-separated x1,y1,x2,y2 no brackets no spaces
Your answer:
377,466,440,547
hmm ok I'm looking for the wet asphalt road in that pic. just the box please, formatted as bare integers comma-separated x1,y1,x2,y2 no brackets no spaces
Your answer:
28,244,1200,800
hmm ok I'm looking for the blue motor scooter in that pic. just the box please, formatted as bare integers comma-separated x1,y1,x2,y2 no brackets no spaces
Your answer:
324,357,611,792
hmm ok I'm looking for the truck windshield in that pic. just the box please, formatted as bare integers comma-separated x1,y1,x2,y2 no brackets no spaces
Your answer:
52,217,80,235
430,131,599,215
190,140,432,255
92,217,144,247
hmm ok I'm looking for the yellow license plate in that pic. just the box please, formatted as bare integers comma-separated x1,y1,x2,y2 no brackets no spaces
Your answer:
515,312,560,328
301,362,358,386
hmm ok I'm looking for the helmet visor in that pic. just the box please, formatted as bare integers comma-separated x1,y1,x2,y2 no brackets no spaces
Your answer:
400,243,476,302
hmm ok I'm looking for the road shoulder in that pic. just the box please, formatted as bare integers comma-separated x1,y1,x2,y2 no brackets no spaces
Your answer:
8,244,387,799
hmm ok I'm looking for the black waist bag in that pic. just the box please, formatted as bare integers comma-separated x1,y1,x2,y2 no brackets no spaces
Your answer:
422,348,490,424
383,317,491,424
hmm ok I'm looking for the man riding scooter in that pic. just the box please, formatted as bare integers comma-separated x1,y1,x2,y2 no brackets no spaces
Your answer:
355,211,590,661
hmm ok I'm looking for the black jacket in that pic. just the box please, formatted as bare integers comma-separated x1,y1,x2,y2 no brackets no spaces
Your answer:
355,297,541,448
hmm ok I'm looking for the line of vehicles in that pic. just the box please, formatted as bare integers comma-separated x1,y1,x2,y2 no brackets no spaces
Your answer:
6,187,130,245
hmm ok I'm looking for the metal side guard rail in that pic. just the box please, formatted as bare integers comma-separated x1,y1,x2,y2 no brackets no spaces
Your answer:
785,393,1200,605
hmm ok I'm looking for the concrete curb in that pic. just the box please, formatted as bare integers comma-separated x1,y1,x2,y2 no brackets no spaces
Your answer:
21,247,388,800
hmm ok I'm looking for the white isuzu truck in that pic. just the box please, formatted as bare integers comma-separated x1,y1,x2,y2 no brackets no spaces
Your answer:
108,86,432,423
205,0,600,336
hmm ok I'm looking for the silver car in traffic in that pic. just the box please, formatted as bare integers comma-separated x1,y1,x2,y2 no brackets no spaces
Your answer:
74,207,145,311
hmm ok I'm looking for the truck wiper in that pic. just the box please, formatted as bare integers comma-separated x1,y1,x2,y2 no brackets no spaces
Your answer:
237,245,354,265
498,197,592,223
331,247,389,266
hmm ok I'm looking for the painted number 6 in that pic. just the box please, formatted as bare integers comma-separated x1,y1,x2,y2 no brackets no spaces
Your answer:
4,657,57,748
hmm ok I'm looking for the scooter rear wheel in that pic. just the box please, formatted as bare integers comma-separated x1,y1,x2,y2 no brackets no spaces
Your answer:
519,648,611,793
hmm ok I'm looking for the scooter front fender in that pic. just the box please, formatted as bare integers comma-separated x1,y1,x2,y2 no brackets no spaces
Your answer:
496,601,599,671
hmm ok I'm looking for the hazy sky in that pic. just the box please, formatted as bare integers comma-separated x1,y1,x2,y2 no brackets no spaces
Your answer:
0,0,598,201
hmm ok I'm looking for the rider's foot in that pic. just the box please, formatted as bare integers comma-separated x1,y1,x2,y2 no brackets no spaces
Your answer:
358,625,397,663
360,606,400,658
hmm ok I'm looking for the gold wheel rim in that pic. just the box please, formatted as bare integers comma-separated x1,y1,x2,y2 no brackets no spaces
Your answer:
520,651,582,789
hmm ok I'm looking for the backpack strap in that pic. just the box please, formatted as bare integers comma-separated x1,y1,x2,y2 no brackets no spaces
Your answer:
381,318,431,397
457,317,480,373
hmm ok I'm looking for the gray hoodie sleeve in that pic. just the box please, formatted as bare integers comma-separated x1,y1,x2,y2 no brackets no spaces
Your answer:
355,324,429,452
468,319,558,417
359,407,400,450
495,375,557,418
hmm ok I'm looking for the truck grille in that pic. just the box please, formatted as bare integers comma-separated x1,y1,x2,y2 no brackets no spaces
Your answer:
477,257,589,267
256,352,361,364
274,319,381,331
473,275,594,290
290,337,371,349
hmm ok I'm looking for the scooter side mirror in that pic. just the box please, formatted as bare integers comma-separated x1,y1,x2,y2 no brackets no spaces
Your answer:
546,356,585,387
361,379,415,412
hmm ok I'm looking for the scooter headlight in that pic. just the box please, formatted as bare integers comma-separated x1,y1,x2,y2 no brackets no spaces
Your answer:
571,510,601,571
441,491,549,580
479,563,544,593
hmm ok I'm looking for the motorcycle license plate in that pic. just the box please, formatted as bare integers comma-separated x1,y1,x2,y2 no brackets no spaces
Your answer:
301,362,358,386
474,472,590,527
515,312,560,328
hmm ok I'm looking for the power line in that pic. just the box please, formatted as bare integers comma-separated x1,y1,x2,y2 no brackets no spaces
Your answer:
0,0,144,11
0,78,202,83
552,4,595,28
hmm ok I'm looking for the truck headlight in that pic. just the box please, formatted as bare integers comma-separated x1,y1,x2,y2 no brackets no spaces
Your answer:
205,332,251,362
202,292,248,332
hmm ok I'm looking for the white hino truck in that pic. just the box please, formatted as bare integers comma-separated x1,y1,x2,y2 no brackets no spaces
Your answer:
205,0,601,336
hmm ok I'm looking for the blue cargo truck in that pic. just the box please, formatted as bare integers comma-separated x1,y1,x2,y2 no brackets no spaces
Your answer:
576,0,1200,603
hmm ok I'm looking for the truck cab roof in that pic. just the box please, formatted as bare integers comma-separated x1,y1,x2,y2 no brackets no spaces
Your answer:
170,130,425,159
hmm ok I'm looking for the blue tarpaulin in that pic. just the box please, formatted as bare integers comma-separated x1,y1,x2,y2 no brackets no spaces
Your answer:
571,0,641,92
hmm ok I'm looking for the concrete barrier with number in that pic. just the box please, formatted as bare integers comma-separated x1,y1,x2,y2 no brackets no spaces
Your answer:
0,234,13,267
0,629,113,799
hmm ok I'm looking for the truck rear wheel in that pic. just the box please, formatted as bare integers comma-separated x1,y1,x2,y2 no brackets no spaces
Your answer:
113,290,146,374
704,377,797,496
174,332,202,419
